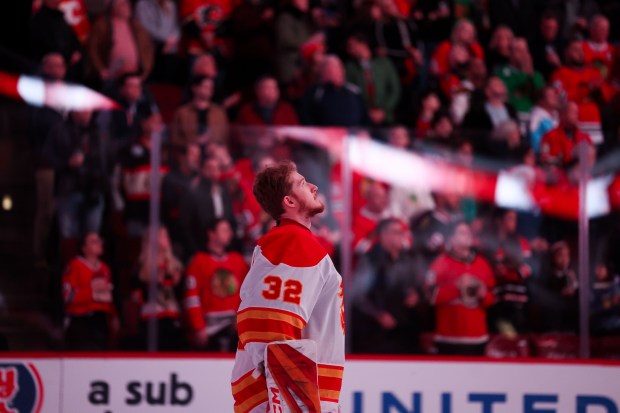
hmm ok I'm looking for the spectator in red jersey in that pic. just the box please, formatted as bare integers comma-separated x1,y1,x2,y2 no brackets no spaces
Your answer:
63,232,117,350
437,43,472,101
351,218,426,354
551,39,603,144
426,221,495,355
480,209,533,333
126,227,186,350
430,19,484,79
235,76,299,126
87,0,154,83
540,101,593,167
582,15,614,80
184,218,249,351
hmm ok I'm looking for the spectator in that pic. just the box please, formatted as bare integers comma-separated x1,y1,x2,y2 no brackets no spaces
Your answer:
551,39,603,145
286,34,326,104
98,72,159,156
31,53,67,264
531,11,564,80
425,111,456,149
135,0,181,82
352,181,396,254
540,240,579,332
178,0,232,59
351,218,426,353
228,0,276,93
275,0,315,85
126,227,185,350
414,91,441,137
485,25,514,73
63,232,117,350
438,43,473,100
426,221,495,355
496,38,545,123
487,120,527,162
529,86,560,154
430,20,484,79
87,0,154,83
581,15,614,79
411,0,452,59
55,110,109,265
345,33,401,126
461,76,518,154
540,101,593,167
162,143,202,258
488,0,536,40
30,0,83,72
235,76,299,126
184,218,248,351
591,264,620,336
373,0,422,90
300,55,368,126
171,76,229,150
450,57,488,125
410,192,464,272
480,209,533,333
112,110,169,239
179,154,237,258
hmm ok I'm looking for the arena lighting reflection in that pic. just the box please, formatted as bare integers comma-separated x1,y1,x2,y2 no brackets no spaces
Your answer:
348,138,612,220
273,127,613,220
0,71,119,111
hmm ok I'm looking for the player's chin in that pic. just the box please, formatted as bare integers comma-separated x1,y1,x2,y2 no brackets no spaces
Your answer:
308,202,325,217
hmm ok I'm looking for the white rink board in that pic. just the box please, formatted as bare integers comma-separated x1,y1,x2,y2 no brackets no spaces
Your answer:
1,355,620,413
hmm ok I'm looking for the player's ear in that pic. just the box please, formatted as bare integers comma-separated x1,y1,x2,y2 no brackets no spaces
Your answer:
283,195,295,208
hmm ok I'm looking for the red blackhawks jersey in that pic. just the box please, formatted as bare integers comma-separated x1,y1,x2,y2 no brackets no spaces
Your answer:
184,251,249,333
581,41,615,79
551,66,603,143
427,252,495,344
63,257,114,315
231,219,345,413
540,126,592,166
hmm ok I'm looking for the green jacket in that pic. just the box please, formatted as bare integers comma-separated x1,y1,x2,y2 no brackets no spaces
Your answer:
345,57,402,124
496,65,545,113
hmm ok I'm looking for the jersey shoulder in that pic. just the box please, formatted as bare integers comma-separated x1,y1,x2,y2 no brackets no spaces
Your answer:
258,222,327,268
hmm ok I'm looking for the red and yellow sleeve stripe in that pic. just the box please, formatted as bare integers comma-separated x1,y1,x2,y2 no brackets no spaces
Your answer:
318,364,344,403
237,307,306,345
231,370,268,413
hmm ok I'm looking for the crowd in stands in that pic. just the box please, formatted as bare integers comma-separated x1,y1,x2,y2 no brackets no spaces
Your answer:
24,0,620,355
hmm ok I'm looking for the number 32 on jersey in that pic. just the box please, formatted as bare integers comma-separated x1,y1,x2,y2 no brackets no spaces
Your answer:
262,275,303,305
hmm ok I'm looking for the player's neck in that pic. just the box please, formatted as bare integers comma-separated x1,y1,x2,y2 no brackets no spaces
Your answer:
280,213,311,229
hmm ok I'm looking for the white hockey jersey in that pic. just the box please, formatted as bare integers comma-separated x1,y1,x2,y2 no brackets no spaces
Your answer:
231,219,345,413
